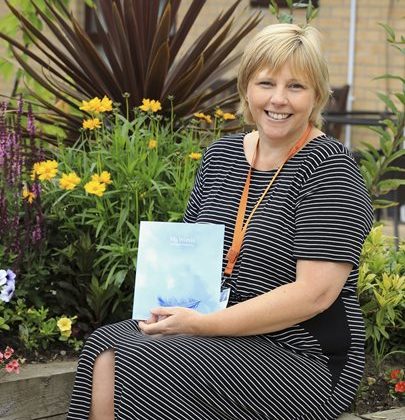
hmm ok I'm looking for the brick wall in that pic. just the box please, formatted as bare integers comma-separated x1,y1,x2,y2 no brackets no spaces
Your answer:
177,0,405,147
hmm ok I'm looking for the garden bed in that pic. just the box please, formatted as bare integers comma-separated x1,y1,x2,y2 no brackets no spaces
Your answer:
0,360,77,420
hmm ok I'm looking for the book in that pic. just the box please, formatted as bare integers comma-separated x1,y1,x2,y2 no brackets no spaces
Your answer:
132,221,225,320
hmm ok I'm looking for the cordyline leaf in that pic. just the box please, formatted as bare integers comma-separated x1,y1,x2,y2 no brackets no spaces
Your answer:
1,0,262,143
10,46,79,108
92,15,124,86
38,1,101,90
145,41,170,100
169,0,205,65
149,1,172,67
4,3,88,93
30,1,96,89
198,78,238,108
108,5,138,98
145,3,172,98
171,55,205,105
27,86,79,128
165,1,242,90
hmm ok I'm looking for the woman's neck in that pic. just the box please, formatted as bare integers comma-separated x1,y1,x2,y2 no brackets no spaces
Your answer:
244,126,323,171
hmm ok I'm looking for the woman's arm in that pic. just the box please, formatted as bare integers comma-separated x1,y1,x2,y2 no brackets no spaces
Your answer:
139,259,352,336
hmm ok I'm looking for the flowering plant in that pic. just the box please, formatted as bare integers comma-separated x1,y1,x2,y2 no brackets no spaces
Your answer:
386,368,405,398
30,96,208,327
0,270,19,375
0,99,45,276
0,346,20,375
0,269,16,303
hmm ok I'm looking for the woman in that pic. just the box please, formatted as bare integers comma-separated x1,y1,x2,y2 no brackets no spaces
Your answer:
68,24,373,420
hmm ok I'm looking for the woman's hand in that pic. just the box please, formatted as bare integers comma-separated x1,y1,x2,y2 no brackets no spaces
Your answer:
139,307,204,336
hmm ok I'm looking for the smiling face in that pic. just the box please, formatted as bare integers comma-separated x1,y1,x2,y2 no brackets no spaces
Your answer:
246,62,316,146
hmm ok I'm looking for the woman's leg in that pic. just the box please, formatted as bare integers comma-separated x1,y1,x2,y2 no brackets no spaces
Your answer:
89,350,115,420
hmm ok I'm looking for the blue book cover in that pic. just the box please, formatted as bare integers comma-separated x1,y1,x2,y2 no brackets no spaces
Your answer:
132,221,225,320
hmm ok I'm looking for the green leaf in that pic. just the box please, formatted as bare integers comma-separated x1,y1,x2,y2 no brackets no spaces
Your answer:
376,92,397,113
378,22,396,43
377,179,405,194
394,93,405,104
0,58,15,81
372,199,398,209
385,149,405,165
374,73,405,84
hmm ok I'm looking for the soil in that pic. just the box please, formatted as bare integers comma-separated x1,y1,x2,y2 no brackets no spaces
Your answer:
352,353,405,415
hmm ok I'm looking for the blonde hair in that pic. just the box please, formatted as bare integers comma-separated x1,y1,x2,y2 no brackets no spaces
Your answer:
237,24,330,127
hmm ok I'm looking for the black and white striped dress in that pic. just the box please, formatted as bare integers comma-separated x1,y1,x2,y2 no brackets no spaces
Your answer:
67,133,374,420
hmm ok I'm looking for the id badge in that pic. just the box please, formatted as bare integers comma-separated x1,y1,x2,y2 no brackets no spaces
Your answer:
218,288,230,310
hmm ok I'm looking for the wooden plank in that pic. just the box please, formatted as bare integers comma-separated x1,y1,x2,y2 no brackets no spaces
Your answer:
0,361,77,420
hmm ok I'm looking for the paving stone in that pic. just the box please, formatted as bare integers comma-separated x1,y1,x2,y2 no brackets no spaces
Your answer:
339,413,362,419
360,407,405,420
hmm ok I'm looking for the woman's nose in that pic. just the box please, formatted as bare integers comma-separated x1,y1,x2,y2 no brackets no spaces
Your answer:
270,88,288,105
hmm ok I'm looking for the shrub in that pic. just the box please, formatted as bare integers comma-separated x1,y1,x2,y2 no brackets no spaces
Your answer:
358,226,405,364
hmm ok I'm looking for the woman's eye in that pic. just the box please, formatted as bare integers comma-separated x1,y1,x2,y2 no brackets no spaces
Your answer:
290,83,304,89
259,81,273,86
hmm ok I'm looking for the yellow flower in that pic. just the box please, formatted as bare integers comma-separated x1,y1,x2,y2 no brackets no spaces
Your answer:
57,317,72,333
139,98,162,113
59,172,81,190
33,160,58,181
84,180,106,197
215,109,224,118
91,171,112,185
98,96,113,112
22,187,36,204
31,162,41,180
148,138,158,149
189,152,202,160
80,97,101,113
61,330,71,338
193,112,212,124
82,118,102,130
222,112,236,120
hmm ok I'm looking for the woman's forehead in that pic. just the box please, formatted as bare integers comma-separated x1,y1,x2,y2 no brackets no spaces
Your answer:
251,62,310,82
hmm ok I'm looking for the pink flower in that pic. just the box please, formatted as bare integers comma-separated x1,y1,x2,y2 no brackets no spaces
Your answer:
0,351,3,362
4,359,19,374
395,381,405,393
4,346,14,359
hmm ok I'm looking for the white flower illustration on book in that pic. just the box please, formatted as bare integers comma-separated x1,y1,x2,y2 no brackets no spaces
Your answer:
157,296,201,309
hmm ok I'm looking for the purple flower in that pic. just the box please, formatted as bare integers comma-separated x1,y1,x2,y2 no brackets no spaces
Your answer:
0,269,16,303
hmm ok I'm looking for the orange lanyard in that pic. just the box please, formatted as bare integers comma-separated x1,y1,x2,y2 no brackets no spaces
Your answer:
224,125,312,276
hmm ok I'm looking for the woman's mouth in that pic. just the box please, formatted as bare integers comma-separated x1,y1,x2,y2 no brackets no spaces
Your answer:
265,111,291,120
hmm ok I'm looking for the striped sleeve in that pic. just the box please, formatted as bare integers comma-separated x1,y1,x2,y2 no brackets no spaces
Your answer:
293,153,373,267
